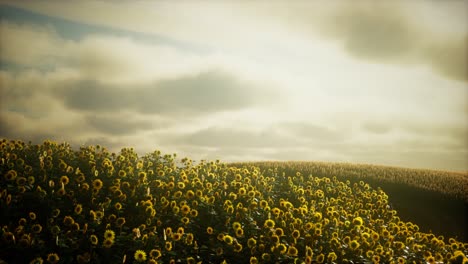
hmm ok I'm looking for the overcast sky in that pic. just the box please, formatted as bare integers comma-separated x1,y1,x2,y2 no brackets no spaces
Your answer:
0,1,467,171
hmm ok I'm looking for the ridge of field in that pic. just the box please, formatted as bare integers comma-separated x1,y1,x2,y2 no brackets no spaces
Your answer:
230,161,468,202
231,161,468,242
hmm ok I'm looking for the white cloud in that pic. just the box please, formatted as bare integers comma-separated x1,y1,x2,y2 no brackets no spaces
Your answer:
0,21,68,65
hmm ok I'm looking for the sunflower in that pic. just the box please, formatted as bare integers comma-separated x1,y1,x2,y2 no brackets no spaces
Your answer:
223,235,234,245
172,233,182,241
189,209,198,217
104,230,115,241
57,188,66,196
314,228,322,236
207,227,214,235
287,246,298,256
349,240,360,250
177,227,185,234
114,202,123,210
262,253,271,261
235,228,244,238
133,250,146,262
16,177,27,186
291,229,300,239
103,238,114,248
27,176,35,185
268,234,279,244
89,234,98,245
96,211,104,219
5,170,17,181
92,179,103,190
247,237,257,248
46,253,60,264
149,249,162,259
181,217,190,225
186,257,196,264
60,175,69,185
186,190,195,199
232,222,242,230
74,204,83,215
264,219,275,229
185,233,194,245
63,216,75,226
181,205,191,215
18,218,27,226
234,243,243,252
276,243,287,254
138,171,146,181
165,241,173,251
29,212,37,220
316,253,325,264
48,225,60,236
327,252,338,262
31,224,42,234
250,257,258,264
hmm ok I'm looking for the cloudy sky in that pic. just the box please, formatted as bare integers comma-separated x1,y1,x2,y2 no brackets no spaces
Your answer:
0,1,467,171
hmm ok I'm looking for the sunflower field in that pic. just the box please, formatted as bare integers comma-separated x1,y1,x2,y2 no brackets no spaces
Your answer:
231,161,468,242
1,139,467,264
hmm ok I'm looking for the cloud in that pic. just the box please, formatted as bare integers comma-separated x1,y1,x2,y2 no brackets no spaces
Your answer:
360,118,468,144
329,5,414,61
0,20,214,85
0,110,80,143
322,2,467,82
69,35,211,84
56,70,275,115
0,21,66,66
422,36,468,83
243,1,468,83
275,122,346,142
163,126,296,149
162,120,350,150
85,114,156,135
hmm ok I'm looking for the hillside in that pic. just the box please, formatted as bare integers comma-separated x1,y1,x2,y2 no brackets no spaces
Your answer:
1,139,467,263
231,161,468,243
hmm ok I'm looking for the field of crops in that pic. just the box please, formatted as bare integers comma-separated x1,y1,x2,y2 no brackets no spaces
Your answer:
1,139,467,263
231,161,468,243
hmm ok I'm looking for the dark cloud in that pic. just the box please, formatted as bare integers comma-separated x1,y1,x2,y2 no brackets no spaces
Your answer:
322,3,467,82
423,36,468,83
57,80,127,112
85,114,155,135
0,111,59,143
56,70,274,115
332,8,412,61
